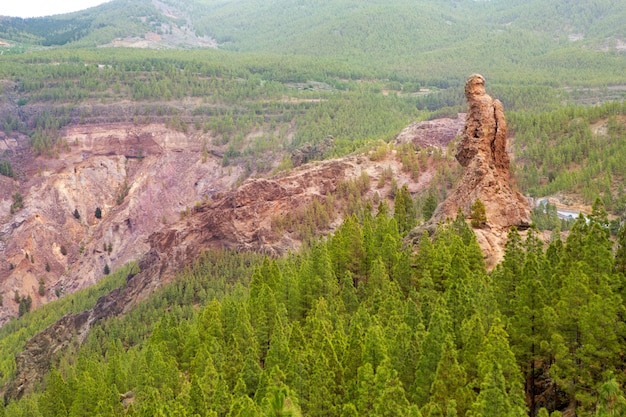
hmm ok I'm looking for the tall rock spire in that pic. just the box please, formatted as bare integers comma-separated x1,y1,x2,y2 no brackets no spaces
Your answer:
425,74,531,267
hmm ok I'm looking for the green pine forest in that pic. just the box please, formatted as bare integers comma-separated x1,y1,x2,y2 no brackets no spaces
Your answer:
3,0,626,416
3,48,626,210
3,203,626,416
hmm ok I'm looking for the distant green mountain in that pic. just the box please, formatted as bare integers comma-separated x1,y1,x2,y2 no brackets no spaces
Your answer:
1,0,626,84
0,0,157,46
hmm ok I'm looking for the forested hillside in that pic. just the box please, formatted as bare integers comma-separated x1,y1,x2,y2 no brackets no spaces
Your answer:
2,202,626,416
2,0,626,416
3,0,626,84
2,47,626,219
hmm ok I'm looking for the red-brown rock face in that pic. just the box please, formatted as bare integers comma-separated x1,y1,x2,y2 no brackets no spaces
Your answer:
431,74,531,266
455,75,508,172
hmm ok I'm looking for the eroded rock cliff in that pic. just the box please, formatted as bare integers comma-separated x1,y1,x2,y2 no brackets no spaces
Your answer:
0,124,243,325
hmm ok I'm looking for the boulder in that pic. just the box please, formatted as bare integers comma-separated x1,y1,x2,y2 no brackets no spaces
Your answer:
394,114,465,149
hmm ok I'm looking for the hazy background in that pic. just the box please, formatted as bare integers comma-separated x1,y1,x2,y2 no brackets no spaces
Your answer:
0,0,110,18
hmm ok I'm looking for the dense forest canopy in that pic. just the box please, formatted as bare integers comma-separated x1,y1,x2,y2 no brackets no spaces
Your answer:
2,47,626,208
2,205,626,416
2,0,626,84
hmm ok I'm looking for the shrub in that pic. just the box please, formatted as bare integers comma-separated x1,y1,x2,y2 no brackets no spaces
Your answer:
0,160,14,178
470,199,487,228
18,295,32,317
10,192,23,214
116,181,130,205
422,194,437,221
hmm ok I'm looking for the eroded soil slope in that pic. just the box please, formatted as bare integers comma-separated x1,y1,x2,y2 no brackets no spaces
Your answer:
0,123,242,325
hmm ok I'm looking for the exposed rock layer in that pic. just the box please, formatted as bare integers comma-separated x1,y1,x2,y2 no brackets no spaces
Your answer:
0,124,242,325
394,114,465,149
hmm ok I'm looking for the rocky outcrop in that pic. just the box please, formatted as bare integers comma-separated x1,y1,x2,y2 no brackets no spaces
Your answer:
394,114,465,149
291,135,335,167
421,74,531,267
3,311,91,401
148,159,351,267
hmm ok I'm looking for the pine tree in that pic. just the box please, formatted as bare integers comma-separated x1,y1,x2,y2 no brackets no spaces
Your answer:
356,362,377,415
340,403,359,417
341,272,359,314
509,251,549,412
362,324,388,371
422,194,437,221
298,243,337,318
596,375,626,417
475,318,527,417
249,283,278,363
427,339,473,416
394,184,417,235
39,369,72,417
229,394,261,417
470,362,518,417
615,221,626,276
470,199,487,228
493,226,524,317
265,314,291,373
412,298,453,406
460,314,486,387
372,358,411,417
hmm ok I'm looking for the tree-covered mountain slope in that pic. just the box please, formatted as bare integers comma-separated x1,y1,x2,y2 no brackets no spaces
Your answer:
2,0,626,415
2,204,626,416
2,0,626,85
